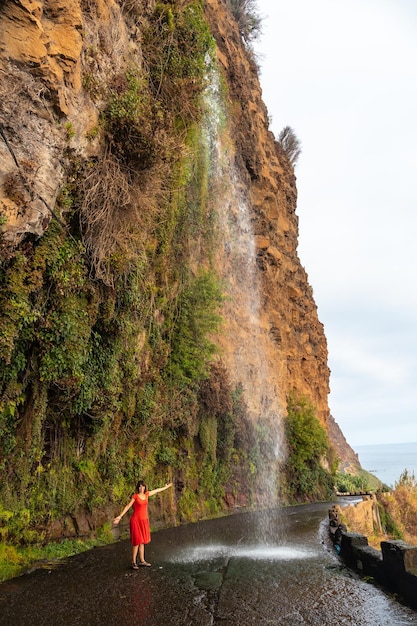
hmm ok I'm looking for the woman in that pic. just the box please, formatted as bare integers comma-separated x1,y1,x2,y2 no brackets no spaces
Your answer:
113,480,173,569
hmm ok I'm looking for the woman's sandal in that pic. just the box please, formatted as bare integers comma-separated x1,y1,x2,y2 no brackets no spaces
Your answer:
139,561,151,567
131,563,139,570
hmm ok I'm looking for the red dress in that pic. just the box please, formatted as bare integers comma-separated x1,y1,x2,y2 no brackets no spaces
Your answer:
130,492,151,545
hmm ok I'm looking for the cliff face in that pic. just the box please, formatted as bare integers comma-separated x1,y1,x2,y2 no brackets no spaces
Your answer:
0,0,356,539
204,0,331,428
0,0,83,240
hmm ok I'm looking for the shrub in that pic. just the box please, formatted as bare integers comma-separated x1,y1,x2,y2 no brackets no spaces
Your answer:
105,70,159,168
378,502,403,540
164,270,223,387
283,393,333,501
335,469,384,494
144,1,215,122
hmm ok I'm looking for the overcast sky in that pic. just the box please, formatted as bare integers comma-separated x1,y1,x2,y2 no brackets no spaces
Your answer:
255,0,417,447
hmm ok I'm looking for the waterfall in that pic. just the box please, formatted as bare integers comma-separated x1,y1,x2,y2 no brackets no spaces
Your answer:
202,64,286,534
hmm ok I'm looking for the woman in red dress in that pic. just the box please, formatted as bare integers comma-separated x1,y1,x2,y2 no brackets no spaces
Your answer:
113,480,173,569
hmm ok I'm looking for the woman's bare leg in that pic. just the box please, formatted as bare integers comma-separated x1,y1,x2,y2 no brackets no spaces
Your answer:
139,544,151,565
132,545,139,564
139,544,145,563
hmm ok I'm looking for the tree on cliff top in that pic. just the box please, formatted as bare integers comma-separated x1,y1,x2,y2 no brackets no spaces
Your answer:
276,126,302,166
228,0,262,42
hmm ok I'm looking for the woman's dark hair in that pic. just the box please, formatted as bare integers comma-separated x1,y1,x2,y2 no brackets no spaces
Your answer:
136,480,147,493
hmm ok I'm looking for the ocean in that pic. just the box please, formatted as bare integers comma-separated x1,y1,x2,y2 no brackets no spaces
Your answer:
354,441,417,488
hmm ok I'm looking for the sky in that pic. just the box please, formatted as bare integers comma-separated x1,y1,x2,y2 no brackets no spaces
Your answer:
254,0,417,447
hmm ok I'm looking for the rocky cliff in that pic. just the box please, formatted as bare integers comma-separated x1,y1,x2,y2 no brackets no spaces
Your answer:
0,0,357,540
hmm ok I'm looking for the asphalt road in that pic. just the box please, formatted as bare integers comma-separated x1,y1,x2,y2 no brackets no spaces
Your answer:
1,503,417,625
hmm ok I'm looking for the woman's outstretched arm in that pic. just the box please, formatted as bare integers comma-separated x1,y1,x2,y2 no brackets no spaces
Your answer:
113,497,135,524
148,482,173,497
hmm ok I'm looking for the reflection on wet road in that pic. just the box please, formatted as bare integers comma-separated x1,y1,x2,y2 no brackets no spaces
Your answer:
1,502,417,625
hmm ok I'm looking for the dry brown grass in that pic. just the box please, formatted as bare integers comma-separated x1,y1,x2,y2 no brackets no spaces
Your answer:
379,471,417,545
342,472,417,549
78,152,162,285
0,63,50,114
118,0,154,24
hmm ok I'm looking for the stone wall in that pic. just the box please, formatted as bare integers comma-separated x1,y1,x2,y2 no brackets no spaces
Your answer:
329,504,417,610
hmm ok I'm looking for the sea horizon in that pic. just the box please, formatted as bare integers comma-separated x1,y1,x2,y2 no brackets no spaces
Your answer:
354,441,417,488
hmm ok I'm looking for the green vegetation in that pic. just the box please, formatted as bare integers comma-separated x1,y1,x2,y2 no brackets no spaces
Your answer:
335,469,385,494
0,0,221,542
377,502,404,540
0,532,112,583
165,271,223,387
105,69,157,168
282,393,334,502
65,122,76,141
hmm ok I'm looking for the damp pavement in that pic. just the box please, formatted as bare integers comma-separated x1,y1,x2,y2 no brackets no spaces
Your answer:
1,501,417,625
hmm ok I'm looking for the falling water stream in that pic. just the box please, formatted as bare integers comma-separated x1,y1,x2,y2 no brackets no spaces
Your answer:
204,66,284,426
202,65,285,517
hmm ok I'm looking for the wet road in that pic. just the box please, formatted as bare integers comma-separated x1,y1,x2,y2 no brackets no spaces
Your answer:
1,502,417,625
